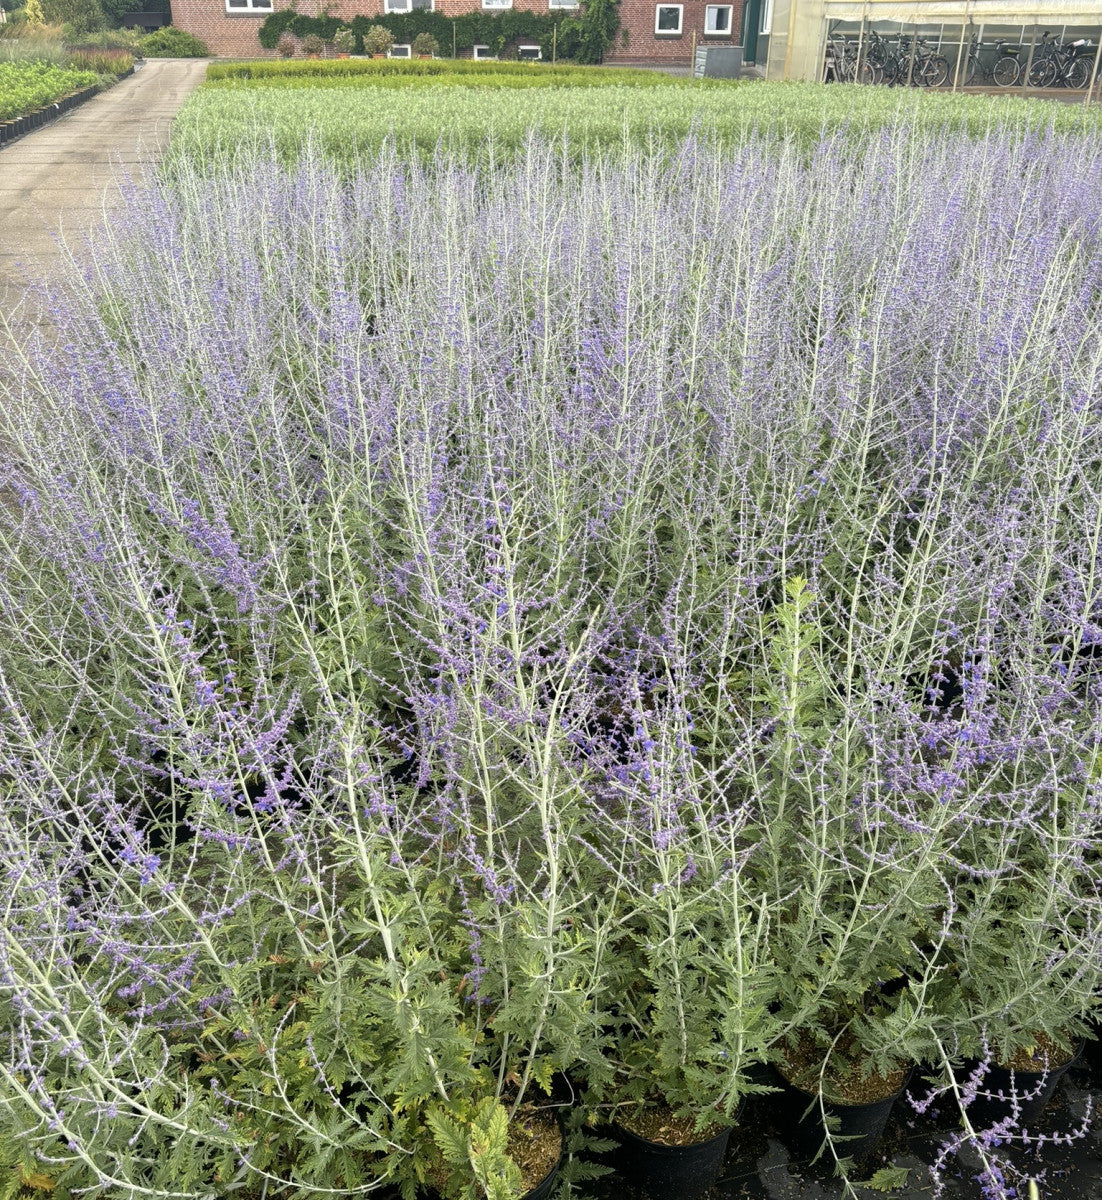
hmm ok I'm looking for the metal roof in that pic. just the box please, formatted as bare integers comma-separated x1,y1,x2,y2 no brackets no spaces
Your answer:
822,0,1102,21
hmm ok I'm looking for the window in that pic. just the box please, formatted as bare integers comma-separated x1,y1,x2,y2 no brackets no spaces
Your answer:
549,0,578,7
518,44,541,59
384,0,432,11
225,0,272,12
473,44,496,58
482,0,512,8
704,4,732,34
388,44,411,57
654,5,682,35
761,0,774,34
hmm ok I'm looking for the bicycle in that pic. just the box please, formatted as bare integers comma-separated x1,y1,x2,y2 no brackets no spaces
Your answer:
895,36,948,87
991,42,1023,87
1027,33,1094,89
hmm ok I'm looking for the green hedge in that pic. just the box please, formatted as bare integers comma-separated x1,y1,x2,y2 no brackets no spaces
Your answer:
139,25,209,56
257,2,618,64
204,58,671,86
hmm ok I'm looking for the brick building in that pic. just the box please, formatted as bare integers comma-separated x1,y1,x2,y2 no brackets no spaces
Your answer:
172,0,747,65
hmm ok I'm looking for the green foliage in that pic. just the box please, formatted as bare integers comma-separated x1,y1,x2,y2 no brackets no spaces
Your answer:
559,0,618,64
99,0,168,23
362,23,393,57
411,31,439,57
426,1098,522,1200
0,58,98,120
258,7,569,57
857,1165,912,1191
204,57,671,85
40,0,102,34
174,79,1102,170
66,45,132,74
257,1,617,61
138,24,208,57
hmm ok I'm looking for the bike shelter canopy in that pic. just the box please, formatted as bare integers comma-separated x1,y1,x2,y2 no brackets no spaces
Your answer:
764,0,1102,79
821,2,1102,20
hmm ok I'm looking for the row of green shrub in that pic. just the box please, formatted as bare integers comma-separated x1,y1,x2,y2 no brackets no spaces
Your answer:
0,57,98,120
172,80,1102,169
205,58,688,88
0,22,208,59
258,3,618,65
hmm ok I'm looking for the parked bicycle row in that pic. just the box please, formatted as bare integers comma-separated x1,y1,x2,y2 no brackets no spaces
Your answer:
826,30,1100,89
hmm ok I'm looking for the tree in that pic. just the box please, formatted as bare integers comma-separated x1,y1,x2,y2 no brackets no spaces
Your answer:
557,0,618,65
42,0,106,34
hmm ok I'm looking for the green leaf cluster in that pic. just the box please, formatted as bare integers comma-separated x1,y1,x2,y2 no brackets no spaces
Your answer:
257,2,619,64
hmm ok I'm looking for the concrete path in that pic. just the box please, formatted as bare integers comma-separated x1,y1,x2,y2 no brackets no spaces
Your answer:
0,58,208,346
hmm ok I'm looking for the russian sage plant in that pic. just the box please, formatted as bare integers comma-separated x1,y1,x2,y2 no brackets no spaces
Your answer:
0,122,1101,1199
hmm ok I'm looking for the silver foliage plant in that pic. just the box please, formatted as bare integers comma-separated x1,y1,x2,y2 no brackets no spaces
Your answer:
1,124,1102,1199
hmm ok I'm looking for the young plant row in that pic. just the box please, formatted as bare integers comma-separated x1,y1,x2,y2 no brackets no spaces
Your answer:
0,58,99,121
204,58,689,88
1,126,1102,1200
171,77,1102,168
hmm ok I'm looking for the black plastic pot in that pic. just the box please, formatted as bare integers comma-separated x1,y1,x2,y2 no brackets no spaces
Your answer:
522,1148,562,1200
964,1043,1081,1128
780,1069,910,1164
610,1120,732,1200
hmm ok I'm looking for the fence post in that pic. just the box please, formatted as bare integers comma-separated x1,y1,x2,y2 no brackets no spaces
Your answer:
953,5,970,91
1087,35,1102,106
1021,24,1038,91
856,14,868,83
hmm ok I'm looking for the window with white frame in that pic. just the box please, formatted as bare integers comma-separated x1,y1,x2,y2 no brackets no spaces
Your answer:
761,0,774,34
654,5,682,35
388,44,412,56
384,0,432,11
473,43,496,58
482,0,512,9
225,0,272,13
704,4,732,34
518,44,541,59
549,0,578,7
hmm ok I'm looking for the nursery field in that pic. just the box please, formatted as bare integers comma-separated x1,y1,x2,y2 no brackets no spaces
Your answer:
0,60,100,123
173,72,1102,164
3,76,1102,1200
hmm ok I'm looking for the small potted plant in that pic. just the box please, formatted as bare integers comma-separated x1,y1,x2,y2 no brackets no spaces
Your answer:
363,24,394,58
332,27,354,58
584,694,781,1199
276,33,296,58
411,32,439,59
301,32,324,59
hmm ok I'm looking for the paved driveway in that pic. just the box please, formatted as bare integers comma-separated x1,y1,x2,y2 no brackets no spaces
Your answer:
0,58,208,345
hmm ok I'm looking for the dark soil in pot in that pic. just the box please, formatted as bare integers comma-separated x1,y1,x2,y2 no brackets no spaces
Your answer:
509,1106,563,1200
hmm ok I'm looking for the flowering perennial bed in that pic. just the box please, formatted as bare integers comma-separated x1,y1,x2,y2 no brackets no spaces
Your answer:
1,122,1102,1200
